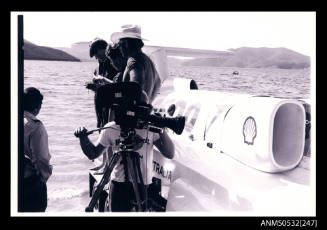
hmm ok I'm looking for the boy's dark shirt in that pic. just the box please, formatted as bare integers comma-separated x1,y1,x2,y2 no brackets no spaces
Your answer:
94,58,118,128
94,58,118,80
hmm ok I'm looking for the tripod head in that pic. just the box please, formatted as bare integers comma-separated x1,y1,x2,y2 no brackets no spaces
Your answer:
115,127,147,151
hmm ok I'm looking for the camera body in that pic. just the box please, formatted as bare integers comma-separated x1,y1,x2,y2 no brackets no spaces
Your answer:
113,101,152,130
96,82,185,135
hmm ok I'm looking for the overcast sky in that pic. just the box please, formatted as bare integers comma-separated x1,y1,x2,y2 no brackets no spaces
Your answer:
18,11,315,56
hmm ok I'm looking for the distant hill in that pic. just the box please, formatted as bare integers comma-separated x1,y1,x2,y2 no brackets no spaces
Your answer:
55,42,232,63
24,40,80,62
182,47,310,69
54,42,310,69
56,42,94,62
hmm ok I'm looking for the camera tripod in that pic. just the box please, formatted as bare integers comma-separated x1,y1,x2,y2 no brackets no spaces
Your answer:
85,128,149,212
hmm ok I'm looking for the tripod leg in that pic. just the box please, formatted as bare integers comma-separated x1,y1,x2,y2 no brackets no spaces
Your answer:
134,155,147,210
125,154,143,212
85,152,120,212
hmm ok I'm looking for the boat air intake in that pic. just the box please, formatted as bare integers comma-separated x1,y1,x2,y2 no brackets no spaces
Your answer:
220,97,306,173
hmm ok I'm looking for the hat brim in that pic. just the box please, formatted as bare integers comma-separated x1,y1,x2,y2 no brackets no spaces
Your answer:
111,32,148,44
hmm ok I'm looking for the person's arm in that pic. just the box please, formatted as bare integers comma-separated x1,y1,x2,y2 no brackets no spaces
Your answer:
128,68,151,103
30,124,52,182
153,129,175,159
128,68,144,86
150,74,161,103
74,127,106,160
93,75,114,84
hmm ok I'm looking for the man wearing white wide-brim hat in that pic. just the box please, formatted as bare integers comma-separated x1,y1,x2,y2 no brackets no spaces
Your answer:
111,24,161,104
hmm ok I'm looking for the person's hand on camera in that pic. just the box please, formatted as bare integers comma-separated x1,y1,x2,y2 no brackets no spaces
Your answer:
74,127,88,138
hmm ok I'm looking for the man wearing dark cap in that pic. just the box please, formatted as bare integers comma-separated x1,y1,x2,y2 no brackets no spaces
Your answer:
87,38,119,129
89,38,118,81
21,87,52,212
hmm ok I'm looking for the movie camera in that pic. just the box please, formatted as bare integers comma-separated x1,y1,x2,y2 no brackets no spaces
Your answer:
95,82,185,135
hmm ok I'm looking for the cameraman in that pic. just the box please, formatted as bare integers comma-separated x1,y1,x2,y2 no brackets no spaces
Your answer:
74,114,174,212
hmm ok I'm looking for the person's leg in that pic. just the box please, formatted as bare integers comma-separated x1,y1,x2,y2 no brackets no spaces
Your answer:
20,181,34,212
21,179,47,212
109,181,134,212
38,181,47,211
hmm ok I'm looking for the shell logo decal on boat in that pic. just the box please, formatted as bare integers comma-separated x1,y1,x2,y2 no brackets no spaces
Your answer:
243,116,257,145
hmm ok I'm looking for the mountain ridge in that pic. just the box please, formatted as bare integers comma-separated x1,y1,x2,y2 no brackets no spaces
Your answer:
25,40,310,69
182,47,310,69
24,40,80,62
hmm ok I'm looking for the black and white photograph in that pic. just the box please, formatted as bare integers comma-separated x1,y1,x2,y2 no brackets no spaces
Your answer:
10,11,316,219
